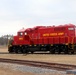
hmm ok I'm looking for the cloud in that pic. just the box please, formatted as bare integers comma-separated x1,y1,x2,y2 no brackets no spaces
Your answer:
0,0,76,36
0,20,26,35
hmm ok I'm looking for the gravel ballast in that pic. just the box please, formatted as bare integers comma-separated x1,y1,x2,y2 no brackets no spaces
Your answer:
0,62,67,75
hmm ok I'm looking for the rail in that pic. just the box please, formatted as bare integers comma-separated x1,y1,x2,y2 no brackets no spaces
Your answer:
0,58,76,71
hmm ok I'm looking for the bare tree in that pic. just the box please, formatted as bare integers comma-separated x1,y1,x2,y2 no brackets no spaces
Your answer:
0,35,13,46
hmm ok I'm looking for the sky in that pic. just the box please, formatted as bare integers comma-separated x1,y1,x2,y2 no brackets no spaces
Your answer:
0,0,76,36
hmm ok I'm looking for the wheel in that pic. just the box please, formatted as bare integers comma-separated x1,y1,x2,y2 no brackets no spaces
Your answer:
58,51,61,54
21,50,24,53
64,51,68,54
8,47,13,53
71,51,74,54
51,50,55,54
64,50,69,54
31,51,34,54
22,49,28,54
8,50,12,53
57,48,61,54
15,50,18,53
14,47,19,53
64,46,68,54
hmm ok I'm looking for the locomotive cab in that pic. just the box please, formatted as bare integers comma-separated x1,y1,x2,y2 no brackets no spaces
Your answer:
18,31,30,42
18,32,25,39
8,28,30,53
17,29,30,44
18,32,24,36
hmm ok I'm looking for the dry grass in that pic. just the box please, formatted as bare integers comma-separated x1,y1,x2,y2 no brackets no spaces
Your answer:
0,67,66,75
0,46,8,52
0,46,76,65
0,67,37,75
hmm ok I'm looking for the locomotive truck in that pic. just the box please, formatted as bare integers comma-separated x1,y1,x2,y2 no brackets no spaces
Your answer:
8,24,76,54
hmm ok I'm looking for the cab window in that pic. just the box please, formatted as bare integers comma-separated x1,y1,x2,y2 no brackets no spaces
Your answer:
24,32,27,35
19,32,23,36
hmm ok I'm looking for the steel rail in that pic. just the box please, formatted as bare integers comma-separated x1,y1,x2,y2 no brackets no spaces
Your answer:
0,58,76,71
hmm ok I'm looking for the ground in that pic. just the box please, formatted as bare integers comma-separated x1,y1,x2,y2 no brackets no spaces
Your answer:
0,67,35,75
0,46,76,75
0,67,65,75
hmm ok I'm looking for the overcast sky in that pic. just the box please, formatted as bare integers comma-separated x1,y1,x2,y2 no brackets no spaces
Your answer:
0,0,76,36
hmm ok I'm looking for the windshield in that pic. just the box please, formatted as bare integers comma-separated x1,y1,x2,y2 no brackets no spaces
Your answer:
19,32,23,36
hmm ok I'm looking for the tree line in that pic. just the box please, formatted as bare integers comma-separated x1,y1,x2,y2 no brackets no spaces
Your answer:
0,35,13,45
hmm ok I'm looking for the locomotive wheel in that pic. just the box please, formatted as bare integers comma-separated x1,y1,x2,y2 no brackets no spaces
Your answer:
18,49,21,53
31,51,34,54
58,51,61,54
64,46,69,54
21,50,24,53
8,47,13,53
15,48,20,53
51,50,55,54
9,50,13,53
22,49,26,53
51,51,55,54
64,51,68,54
25,50,29,54
22,49,28,54
8,49,12,53
57,48,61,54
15,50,18,53
71,51,74,54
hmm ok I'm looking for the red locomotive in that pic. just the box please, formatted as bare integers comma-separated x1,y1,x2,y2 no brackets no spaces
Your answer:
8,24,76,54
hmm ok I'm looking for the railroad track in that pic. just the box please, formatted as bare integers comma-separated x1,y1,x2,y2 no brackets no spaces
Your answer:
0,58,76,71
